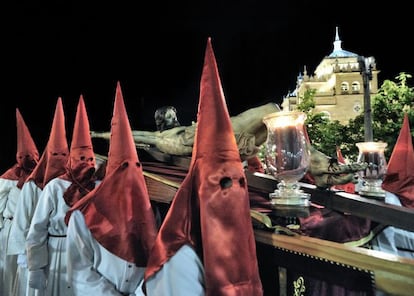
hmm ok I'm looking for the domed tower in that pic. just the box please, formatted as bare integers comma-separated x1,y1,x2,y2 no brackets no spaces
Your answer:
284,27,379,124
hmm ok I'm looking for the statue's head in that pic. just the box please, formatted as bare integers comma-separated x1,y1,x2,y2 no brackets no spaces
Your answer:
154,106,181,132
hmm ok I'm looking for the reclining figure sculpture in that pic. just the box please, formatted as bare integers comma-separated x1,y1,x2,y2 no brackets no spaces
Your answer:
91,102,366,188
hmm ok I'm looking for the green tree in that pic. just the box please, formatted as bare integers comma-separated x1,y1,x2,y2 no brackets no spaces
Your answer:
349,72,414,159
296,88,316,113
342,115,365,160
295,73,414,161
372,72,414,157
297,89,345,158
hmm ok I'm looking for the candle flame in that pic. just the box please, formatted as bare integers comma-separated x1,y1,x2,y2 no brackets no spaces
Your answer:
263,111,306,128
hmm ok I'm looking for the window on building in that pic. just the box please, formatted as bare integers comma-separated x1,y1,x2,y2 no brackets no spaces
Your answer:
352,81,360,93
341,82,349,93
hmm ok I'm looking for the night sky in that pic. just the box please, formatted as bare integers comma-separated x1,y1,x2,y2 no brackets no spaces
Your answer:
2,1,414,171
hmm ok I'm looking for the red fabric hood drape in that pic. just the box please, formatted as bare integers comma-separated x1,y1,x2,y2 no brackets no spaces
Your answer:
331,146,355,193
382,113,414,208
1,109,39,188
66,82,158,266
144,38,263,295
60,95,97,207
26,97,69,189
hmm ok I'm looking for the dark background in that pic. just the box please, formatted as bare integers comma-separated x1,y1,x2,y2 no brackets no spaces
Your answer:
2,1,414,172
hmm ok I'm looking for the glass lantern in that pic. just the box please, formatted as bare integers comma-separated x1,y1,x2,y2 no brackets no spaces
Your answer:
263,111,311,207
356,141,388,199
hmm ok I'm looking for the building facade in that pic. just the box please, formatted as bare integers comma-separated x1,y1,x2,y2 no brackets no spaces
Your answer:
282,27,380,124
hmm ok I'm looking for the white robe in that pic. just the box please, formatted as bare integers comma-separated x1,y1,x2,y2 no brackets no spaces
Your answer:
0,177,21,296
9,180,43,296
371,192,414,259
66,210,146,296
145,244,205,296
26,177,99,296
9,180,43,255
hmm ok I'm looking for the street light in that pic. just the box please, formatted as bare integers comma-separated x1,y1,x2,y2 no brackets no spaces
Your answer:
358,55,375,141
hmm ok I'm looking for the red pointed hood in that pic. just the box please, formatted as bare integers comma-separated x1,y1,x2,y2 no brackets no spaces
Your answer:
16,108,39,164
59,95,97,207
69,94,93,158
1,109,39,188
332,146,355,193
382,113,414,208
336,146,343,163
247,156,265,173
65,81,157,266
105,82,139,176
27,97,69,189
192,39,237,161
144,38,263,295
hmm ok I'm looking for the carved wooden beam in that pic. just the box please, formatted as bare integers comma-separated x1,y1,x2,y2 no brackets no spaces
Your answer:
255,229,414,296
246,171,414,232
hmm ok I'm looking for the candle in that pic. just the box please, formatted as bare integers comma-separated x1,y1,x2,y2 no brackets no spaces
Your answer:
275,125,301,170
263,111,309,182
356,142,388,182
263,111,311,206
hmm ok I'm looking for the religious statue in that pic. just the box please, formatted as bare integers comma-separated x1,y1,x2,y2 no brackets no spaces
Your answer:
91,102,366,189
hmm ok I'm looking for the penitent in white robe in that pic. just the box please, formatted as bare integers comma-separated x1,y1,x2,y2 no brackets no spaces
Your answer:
26,177,80,296
66,210,146,296
0,177,21,296
8,180,43,296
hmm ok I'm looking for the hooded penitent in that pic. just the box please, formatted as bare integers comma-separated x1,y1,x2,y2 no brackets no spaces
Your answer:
1,109,39,188
26,97,69,189
382,113,414,208
144,38,263,295
65,82,158,266
60,95,96,207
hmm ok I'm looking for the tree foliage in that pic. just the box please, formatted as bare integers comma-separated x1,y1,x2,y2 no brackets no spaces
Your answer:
371,72,414,157
297,72,414,161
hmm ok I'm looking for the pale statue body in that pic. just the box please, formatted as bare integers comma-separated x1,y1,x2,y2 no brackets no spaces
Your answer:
91,103,365,188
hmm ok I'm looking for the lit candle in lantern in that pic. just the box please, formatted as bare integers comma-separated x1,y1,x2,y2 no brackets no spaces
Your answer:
263,111,310,207
356,141,388,199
